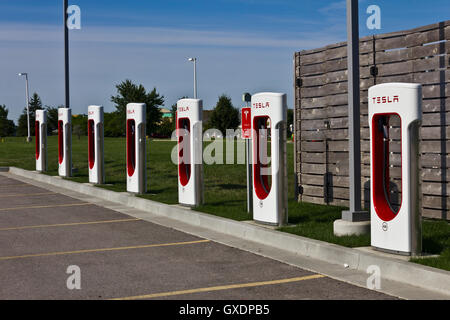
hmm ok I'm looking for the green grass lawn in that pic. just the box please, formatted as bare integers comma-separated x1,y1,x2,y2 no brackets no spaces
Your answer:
0,135,449,271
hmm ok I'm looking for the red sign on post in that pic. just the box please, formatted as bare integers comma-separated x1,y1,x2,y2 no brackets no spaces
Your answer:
241,108,252,139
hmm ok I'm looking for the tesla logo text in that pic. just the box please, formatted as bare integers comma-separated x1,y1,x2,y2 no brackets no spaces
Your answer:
253,102,270,109
372,96,399,104
178,107,190,112
88,111,94,115
127,109,135,114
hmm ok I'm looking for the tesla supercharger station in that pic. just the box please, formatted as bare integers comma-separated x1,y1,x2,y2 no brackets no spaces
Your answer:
58,108,72,177
35,109,47,172
176,99,204,207
251,92,288,226
369,83,422,256
126,103,147,194
88,105,105,185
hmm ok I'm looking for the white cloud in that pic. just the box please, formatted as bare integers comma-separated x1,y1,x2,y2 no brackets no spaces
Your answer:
0,22,342,122
0,23,339,49
319,1,347,14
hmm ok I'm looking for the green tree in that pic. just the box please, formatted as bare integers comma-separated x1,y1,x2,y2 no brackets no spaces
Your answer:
111,79,164,136
72,114,88,139
0,105,16,137
17,93,42,137
171,103,177,120
104,112,123,137
208,94,240,135
155,117,174,138
46,106,59,135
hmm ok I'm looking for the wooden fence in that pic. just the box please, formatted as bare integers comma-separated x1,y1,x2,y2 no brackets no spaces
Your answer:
294,20,450,220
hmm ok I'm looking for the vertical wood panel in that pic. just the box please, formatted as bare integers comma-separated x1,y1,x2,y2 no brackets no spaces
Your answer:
295,20,450,220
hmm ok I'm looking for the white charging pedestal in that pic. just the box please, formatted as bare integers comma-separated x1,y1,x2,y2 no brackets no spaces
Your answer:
126,103,147,194
35,109,47,172
369,83,422,256
88,105,105,185
177,99,204,207
58,108,72,177
251,92,288,226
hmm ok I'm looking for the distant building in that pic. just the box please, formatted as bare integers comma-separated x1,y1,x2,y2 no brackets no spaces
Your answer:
160,108,172,120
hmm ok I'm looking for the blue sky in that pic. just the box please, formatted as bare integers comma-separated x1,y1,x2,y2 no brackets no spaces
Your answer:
0,0,449,122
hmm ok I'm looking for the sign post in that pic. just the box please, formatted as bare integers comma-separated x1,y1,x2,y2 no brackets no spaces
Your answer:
242,101,253,214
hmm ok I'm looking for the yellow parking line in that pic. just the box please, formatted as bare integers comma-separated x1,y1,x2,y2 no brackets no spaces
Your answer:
0,192,56,198
0,239,211,261
0,218,141,231
112,274,326,300
0,184,29,188
0,203,92,212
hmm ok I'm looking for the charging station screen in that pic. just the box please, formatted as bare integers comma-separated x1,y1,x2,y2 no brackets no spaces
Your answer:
372,113,403,222
253,116,272,200
127,119,136,177
58,120,64,164
88,120,95,170
35,121,40,160
178,118,191,187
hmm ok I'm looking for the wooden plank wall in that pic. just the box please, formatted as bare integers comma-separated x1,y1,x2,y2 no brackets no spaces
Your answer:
294,21,450,220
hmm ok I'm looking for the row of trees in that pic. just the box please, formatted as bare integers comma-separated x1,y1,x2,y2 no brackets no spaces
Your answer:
0,79,293,138
0,105,16,137
0,93,52,137
0,80,166,138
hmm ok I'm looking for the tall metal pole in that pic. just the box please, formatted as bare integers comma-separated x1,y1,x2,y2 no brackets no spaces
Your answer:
18,73,31,142
25,74,31,142
64,0,70,109
188,58,198,99
342,0,368,221
193,58,197,99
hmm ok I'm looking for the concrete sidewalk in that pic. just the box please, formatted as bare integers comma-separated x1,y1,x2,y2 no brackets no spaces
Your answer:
0,173,398,300
2,167,450,300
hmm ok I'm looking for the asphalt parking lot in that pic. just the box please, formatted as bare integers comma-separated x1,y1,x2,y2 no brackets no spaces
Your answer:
0,174,396,300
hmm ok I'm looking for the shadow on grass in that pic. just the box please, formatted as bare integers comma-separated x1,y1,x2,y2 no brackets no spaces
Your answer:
287,201,344,225
421,220,450,255
217,184,246,190
279,201,371,248
200,199,246,207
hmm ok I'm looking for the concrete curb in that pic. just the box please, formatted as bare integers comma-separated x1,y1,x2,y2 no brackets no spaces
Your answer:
6,166,450,297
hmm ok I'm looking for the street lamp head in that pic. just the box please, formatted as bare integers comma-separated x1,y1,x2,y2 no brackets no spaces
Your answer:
18,73,27,76
188,58,196,62
242,93,252,103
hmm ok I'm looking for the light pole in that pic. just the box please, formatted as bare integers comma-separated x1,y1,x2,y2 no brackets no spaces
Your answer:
188,58,197,99
334,0,369,237
342,0,368,222
18,73,31,142
64,0,70,109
